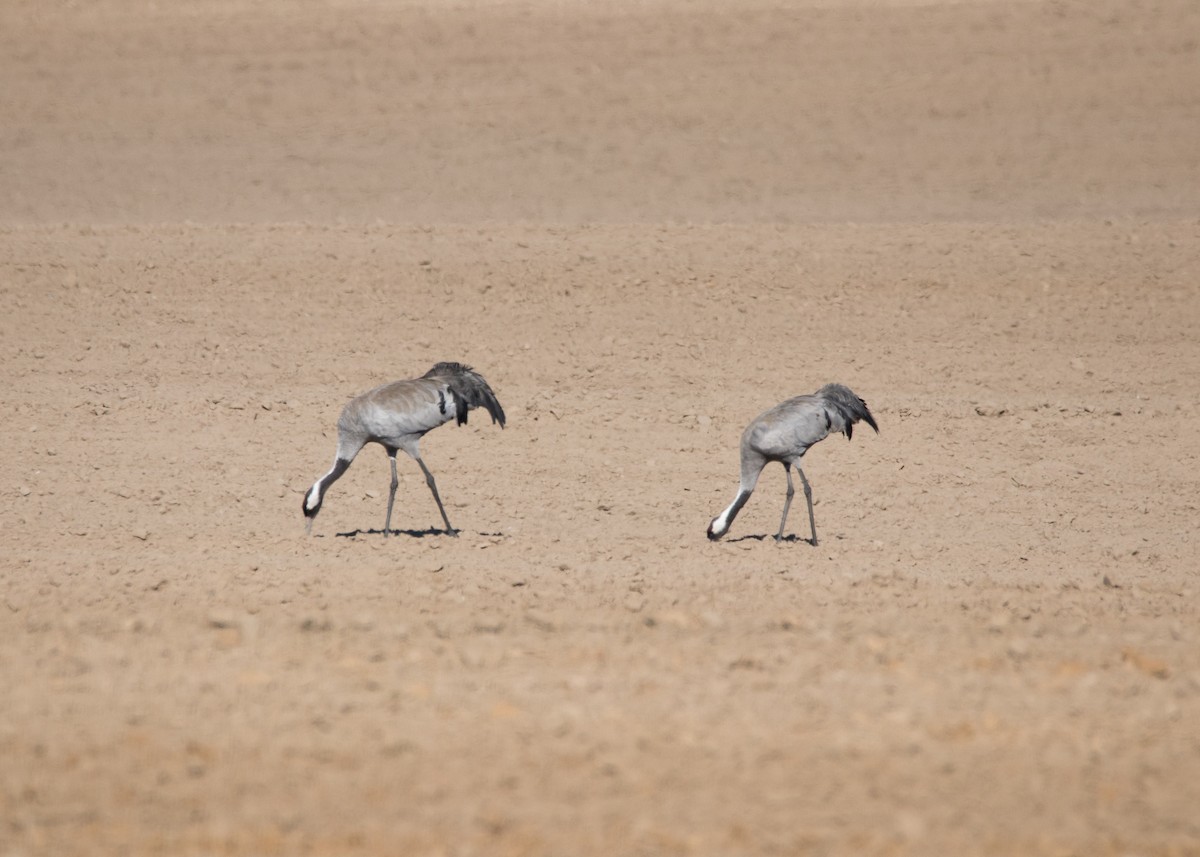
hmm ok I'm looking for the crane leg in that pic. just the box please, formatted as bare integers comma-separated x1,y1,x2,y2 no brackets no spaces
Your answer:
415,456,458,536
776,464,795,543
384,449,400,537
795,465,817,546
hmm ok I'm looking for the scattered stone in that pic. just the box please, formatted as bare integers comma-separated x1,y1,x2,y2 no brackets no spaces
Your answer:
729,656,763,671
525,611,556,632
214,628,242,649
207,610,239,629
458,644,487,668
1122,648,1169,679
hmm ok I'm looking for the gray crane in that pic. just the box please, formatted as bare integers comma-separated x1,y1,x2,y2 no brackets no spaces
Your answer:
707,383,878,544
303,362,505,536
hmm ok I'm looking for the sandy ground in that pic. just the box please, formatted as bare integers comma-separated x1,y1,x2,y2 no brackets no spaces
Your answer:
3,1,1200,855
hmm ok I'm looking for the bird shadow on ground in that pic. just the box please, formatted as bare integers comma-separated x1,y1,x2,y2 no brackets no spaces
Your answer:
728,533,816,545
333,528,505,539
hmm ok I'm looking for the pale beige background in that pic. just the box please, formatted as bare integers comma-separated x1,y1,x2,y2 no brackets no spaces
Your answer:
2,1,1199,854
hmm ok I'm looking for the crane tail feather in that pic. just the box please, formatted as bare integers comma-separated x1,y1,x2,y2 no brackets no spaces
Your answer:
425,362,507,429
817,383,879,439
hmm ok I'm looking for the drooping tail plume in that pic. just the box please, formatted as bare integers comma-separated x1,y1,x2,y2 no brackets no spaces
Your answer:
423,362,507,428
817,383,879,440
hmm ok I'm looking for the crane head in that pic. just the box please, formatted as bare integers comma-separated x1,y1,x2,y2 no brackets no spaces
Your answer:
303,482,324,528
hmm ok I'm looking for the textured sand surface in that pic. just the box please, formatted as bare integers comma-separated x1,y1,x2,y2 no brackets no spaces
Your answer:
2,1,1199,854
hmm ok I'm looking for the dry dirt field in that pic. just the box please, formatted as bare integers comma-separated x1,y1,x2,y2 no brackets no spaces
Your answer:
3,0,1200,855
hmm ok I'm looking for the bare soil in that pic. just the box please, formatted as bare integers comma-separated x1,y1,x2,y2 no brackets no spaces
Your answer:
2,1,1199,854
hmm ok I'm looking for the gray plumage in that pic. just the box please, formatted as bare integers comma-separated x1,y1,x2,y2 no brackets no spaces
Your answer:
707,383,878,544
303,362,505,536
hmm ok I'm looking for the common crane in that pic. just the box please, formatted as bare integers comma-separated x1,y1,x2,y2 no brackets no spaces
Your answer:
707,383,878,544
303,362,505,536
